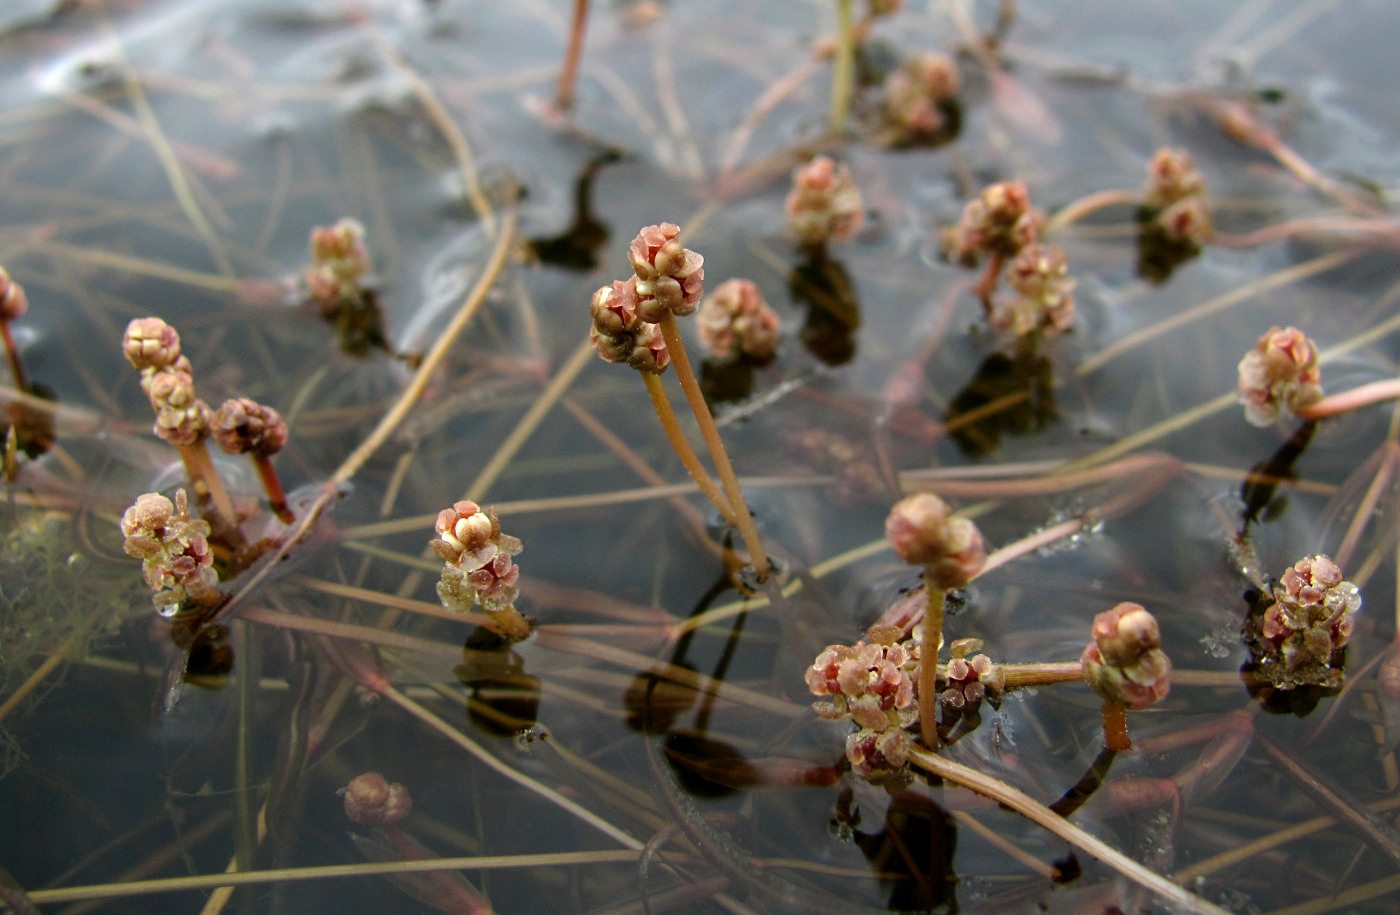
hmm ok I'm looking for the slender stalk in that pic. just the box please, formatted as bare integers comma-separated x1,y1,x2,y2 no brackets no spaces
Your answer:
908,748,1232,915
1100,700,1131,751
556,0,590,111
829,0,855,135
252,454,294,523
657,313,770,580
642,371,737,525
1296,378,1400,419
1041,188,1140,236
179,438,237,527
1,319,27,392
919,581,945,749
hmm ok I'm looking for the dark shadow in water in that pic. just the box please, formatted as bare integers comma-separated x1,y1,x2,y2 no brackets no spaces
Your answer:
1135,206,1203,285
3,381,55,462
790,252,861,366
945,345,1057,458
456,627,540,736
700,357,756,403
1049,747,1118,817
837,786,960,912
1238,420,1317,532
525,149,622,271
312,287,390,358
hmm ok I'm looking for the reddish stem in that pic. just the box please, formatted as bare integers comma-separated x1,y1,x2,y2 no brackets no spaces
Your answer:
252,453,295,524
179,438,237,527
1101,700,1131,752
378,824,494,915
0,319,26,393
555,0,590,111
974,254,1004,306
1296,378,1400,419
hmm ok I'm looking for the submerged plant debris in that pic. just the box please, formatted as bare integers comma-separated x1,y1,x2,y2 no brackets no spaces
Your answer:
1,1,1399,913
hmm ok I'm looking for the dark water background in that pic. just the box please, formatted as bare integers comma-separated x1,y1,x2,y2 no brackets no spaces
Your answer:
1,0,1399,912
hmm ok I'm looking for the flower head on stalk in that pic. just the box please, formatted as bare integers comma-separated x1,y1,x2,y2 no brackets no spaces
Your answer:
786,156,864,248
627,223,705,322
942,639,1005,712
341,772,412,827
696,279,781,363
995,242,1076,337
942,180,1042,268
883,52,960,140
120,489,221,614
1250,554,1360,689
1143,147,1207,212
589,279,670,374
122,317,181,373
807,624,919,784
432,500,530,640
1080,602,1172,710
305,218,372,307
885,492,987,589
1238,326,1323,425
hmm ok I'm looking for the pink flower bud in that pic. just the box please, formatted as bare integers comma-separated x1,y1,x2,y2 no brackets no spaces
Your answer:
341,772,413,826
589,279,672,374
996,243,1076,336
1080,602,1171,710
148,367,210,447
786,156,864,247
120,489,220,612
627,223,704,320
123,317,182,371
1155,195,1211,245
943,180,1043,266
1143,148,1206,211
884,492,987,588
883,53,960,138
211,398,287,456
1250,554,1360,688
1237,326,1324,426
0,267,28,322
696,279,781,362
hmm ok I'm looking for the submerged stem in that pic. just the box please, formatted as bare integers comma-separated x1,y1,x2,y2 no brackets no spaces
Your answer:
829,0,855,135
919,581,945,748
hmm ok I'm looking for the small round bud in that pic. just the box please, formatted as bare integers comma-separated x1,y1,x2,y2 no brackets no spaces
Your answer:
696,279,781,362
123,317,182,371
211,398,287,456
883,53,960,139
786,156,864,247
885,493,987,588
627,224,705,320
0,267,28,321
341,772,413,826
942,180,1042,266
1143,148,1206,211
1237,326,1323,426
997,243,1076,336
1080,602,1172,710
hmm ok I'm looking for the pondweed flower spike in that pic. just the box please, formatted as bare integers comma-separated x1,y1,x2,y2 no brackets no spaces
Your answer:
807,624,919,785
787,156,864,249
122,317,237,526
1248,553,1359,689
883,52,960,141
627,224,771,582
942,180,1044,304
1080,602,1172,751
431,500,531,640
696,279,781,363
589,278,738,527
120,489,223,616
1239,325,1400,423
305,218,372,309
996,242,1076,337
0,267,30,392
212,398,294,524
886,492,987,748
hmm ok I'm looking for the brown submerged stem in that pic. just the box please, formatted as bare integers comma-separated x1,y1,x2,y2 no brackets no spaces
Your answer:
657,312,770,581
180,438,237,527
1101,699,1131,751
641,370,737,526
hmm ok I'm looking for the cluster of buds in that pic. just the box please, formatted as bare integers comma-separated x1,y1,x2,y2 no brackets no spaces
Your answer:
431,500,531,640
883,52,960,140
1080,602,1172,711
807,624,919,783
305,218,372,308
212,398,294,523
941,638,1005,712
995,243,1076,337
1237,326,1324,426
786,156,864,248
589,279,670,373
120,489,221,615
1141,148,1211,247
627,223,705,321
942,180,1043,270
885,492,987,589
695,279,781,363
341,772,412,827
124,318,211,447
1251,554,1359,689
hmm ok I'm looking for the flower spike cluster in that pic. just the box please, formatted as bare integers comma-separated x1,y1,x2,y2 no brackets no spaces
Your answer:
786,156,864,248
1080,602,1172,711
120,489,221,615
1142,147,1211,246
807,625,919,784
695,279,781,363
305,218,372,308
341,772,413,827
999,243,1076,337
589,279,670,373
886,492,987,589
431,500,531,640
212,398,295,523
943,180,1042,269
627,222,705,321
1238,325,1323,425
883,52,960,141
1250,554,1359,689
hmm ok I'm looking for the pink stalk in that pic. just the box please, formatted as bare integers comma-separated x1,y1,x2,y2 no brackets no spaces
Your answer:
555,0,590,111
0,319,26,393
1295,378,1400,419
253,454,295,524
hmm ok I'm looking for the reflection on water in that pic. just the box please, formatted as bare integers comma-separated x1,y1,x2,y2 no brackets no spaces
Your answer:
0,0,1398,912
